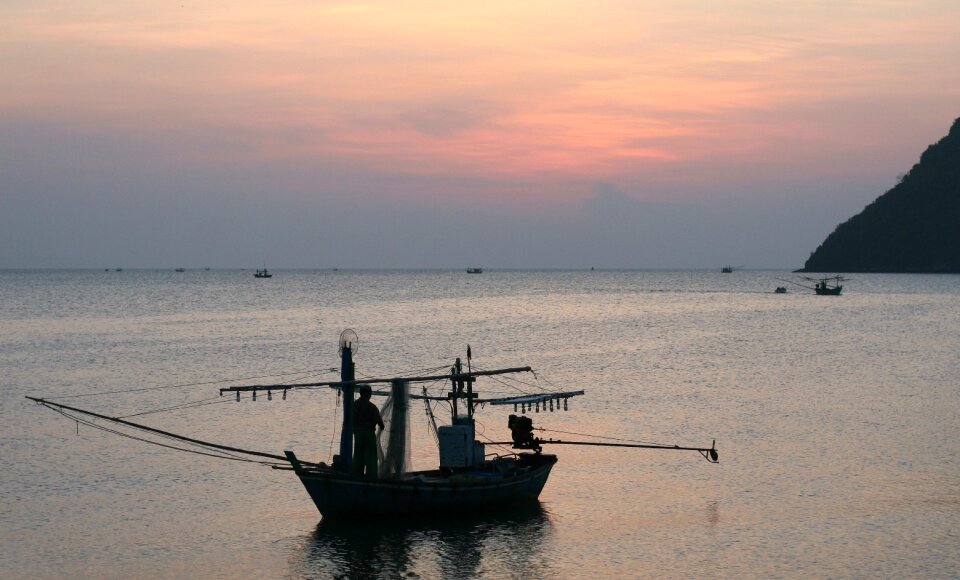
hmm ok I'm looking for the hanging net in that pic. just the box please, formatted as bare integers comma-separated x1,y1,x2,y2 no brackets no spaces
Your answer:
377,380,410,479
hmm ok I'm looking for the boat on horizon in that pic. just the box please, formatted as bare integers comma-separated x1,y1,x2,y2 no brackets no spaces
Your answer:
466,268,483,274
254,265,272,278
777,275,847,296
812,275,845,295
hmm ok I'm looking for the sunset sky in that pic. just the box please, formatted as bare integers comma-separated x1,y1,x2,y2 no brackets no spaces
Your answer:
2,0,958,268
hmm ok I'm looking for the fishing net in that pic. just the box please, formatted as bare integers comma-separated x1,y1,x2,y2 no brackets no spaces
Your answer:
377,379,410,478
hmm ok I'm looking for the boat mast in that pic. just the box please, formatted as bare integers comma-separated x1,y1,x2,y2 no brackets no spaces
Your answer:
465,346,475,419
448,355,477,422
337,333,357,471
450,358,460,419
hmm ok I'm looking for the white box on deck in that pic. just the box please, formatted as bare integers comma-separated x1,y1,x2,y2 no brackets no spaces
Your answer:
438,424,474,468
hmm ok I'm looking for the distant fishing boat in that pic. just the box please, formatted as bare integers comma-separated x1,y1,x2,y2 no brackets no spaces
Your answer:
27,330,719,520
721,266,733,273
175,268,185,272
775,286,787,294
777,275,847,296
254,265,272,278
466,268,483,274
812,276,844,295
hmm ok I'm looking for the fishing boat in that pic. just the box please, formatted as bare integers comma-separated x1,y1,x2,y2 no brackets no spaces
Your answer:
466,268,483,274
778,275,847,296
812,275,844,295
254,265,272,278
775,286,787,294
275,335,577,517
175,267,185,272
26,330,718,520
721,266,733,273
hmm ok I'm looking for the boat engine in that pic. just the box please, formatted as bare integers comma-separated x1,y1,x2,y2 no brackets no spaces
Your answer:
508,414,539,449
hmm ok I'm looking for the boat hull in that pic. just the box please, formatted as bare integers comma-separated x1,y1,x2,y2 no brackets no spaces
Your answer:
293,454,556,519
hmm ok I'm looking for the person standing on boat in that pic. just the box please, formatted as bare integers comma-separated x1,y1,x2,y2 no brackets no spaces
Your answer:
352,385,384,478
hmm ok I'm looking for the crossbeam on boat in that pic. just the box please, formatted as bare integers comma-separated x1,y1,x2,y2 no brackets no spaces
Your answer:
218,366,533,395
398,390,585,403
484,391,585,406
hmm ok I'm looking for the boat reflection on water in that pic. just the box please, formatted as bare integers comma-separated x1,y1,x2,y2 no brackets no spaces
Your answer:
290,502,554,578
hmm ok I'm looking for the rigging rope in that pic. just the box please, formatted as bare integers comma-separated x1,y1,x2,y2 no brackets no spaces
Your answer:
28,397,300,466
52,406,285,466
117,395,230,419
472,364,552,396
326,386,341,462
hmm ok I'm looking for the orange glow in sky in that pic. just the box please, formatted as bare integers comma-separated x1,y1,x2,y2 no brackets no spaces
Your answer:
1,1,958,267
5,1,957,187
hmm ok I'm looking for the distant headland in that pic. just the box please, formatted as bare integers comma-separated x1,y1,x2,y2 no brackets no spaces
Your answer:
799,117,960,273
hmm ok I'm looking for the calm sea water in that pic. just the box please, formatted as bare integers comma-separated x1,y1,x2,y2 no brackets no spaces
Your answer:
1,269,958,578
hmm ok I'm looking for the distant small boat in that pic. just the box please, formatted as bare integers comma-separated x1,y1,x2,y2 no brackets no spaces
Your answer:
721,266,733,273
115,268,123,272
175,268,185,272
254,265,272,278
466,268,483,274
775,286,787,294
204,267,211,271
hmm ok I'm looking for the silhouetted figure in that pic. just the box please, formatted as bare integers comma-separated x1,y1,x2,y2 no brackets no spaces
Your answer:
352,385,384,478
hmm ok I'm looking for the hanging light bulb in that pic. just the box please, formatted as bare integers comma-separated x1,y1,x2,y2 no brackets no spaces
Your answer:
535,402,540,413
268,390,272,401
549,399,554,412
514,403,518,412
235,391,240,402
282,389,287,400
252,390,257,401
563,398,568,411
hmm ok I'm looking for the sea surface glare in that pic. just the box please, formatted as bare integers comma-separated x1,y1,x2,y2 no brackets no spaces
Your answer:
1,269,958,578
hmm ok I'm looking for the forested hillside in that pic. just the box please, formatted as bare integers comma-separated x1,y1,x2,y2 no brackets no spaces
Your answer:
801,117,960,273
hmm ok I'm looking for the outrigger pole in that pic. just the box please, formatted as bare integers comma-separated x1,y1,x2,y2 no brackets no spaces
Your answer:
24,396,306,465
491,438,720,463
544,438,718,462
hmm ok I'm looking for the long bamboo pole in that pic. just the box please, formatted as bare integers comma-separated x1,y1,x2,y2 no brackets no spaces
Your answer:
25,396,299,463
